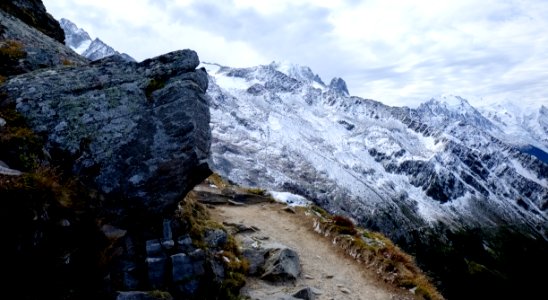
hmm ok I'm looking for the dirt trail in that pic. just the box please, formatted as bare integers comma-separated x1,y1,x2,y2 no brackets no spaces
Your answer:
210,202,412,300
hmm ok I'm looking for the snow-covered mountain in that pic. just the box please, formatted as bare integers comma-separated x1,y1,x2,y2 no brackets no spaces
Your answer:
59,18,135,62
203,61,548,298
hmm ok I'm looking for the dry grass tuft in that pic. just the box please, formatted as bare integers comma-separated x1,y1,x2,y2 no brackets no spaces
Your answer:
310,206,444,300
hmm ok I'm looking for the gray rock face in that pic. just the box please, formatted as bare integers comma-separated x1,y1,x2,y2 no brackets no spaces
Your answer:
0,0,65,43
0,9,87,76
293,287,316,300
329,77,349,95
1,49,212,215
261,247,301,281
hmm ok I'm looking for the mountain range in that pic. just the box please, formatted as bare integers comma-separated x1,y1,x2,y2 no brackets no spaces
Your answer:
60,19,548,299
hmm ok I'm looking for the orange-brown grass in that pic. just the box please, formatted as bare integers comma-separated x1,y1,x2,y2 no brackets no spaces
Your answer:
311,207,444,300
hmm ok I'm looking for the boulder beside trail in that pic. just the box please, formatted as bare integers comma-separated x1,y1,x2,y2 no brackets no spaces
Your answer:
1,49,212,216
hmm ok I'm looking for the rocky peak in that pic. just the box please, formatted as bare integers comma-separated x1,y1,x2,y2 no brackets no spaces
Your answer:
59,18,91,51
417,95,492,128
82,38,118,60
329,77,349,95
270,61,325,86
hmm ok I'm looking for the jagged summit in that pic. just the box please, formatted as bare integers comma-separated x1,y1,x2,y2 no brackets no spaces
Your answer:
270,61,325,86
329,77,349,95
82,38,118,61
59,18,91,52
417,95,493,128
59,18,135,62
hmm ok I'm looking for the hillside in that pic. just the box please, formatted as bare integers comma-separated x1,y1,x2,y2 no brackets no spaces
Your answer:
203,61,548,299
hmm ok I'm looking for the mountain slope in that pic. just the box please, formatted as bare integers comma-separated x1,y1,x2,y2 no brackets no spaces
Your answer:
203,61,548,299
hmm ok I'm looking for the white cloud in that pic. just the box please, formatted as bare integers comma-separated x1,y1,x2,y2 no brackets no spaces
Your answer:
43,0,548,108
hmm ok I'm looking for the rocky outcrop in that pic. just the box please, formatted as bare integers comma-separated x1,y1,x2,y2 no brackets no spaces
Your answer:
0,0,65,43
1,49,211,216
328,77,349,95
0,9,87,76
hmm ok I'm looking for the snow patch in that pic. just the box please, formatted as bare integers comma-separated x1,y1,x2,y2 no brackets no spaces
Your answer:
269,191,311,207
74,39,91,55
509,159,547,187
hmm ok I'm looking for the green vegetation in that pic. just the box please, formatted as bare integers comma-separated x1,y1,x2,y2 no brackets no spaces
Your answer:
147,290,173,299
412,223,548,300
145,78,166,100
206,172,231,189
0,40,26,60
0,106,43,170
219,235,249,300
244,187,267,196
177,190,248,299
0,39,26,77
331,215,358,235
177,190,224,243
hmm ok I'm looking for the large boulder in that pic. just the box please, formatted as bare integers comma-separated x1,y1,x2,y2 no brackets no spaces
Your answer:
0,49,212,216
261,247,301,281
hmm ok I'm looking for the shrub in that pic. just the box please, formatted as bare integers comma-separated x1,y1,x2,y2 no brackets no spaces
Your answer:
245,187,266,196
332,215,357,235
0,40,26,60
0,106,43,170
145,78,166,100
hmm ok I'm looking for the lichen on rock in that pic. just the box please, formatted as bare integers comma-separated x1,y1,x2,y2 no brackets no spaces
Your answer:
1,49,212,216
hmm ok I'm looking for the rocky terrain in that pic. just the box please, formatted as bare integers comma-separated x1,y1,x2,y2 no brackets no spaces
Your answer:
196,175,441,300
4,2,547,299
1,2,439,299
202,62,548,299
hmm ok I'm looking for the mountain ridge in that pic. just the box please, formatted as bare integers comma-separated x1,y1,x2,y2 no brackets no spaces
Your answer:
203,60,548,299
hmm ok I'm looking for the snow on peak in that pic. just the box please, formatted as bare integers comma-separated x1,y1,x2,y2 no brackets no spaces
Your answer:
59,18,92,54
329,77,349,95
269,61,325,85
60,18,135,62
424,95,474,111
416,95,495,129
477,99,548,151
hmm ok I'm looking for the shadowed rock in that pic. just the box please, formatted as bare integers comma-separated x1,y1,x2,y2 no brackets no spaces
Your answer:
0,0,65,43
1,49,212,216
0,9,86,76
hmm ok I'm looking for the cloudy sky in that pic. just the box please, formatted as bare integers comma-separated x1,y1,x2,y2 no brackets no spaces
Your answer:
43,0,547,108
